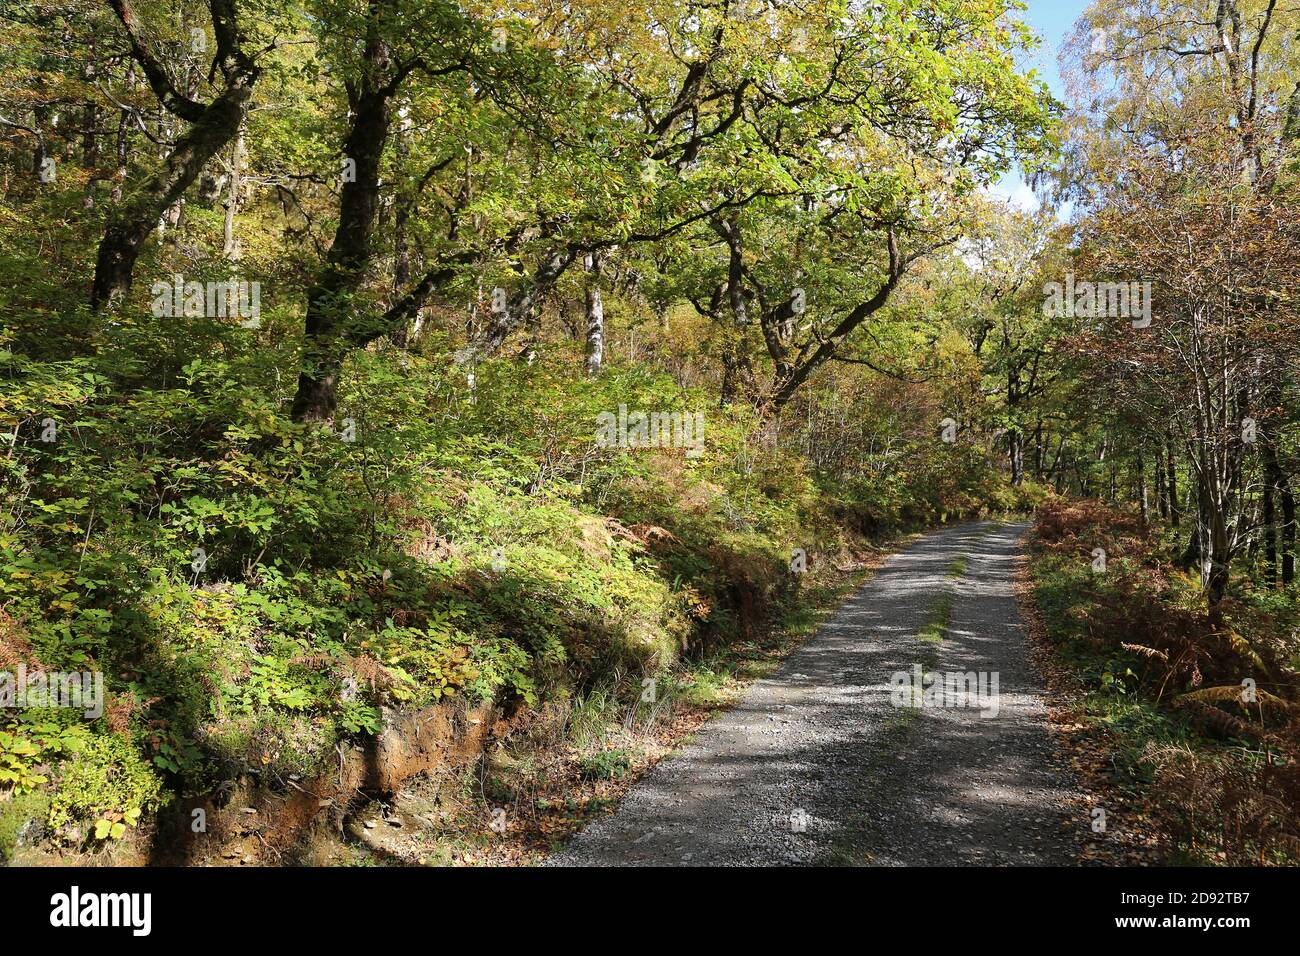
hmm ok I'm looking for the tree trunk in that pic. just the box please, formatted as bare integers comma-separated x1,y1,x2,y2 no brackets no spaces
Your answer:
1206,513,1231,603
1188,464,1232,604
1166,434,1180,527
290,370,341,425
291,74,395,423
81,44,99,209
112,106,130,204
1180,523,1201,571
1155,450,1168,519
1282,480,1296,586
390,101,414,348
1009,429,1024,486
466,248,577,363
1137,452,1148,521
222,121,245,260
91,86,250,309
1006,369,1023,486
92,0,258,309
583,251,604,376
1262,464,1278,586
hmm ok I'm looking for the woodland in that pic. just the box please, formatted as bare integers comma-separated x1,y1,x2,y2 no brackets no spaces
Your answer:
0,0,1297,866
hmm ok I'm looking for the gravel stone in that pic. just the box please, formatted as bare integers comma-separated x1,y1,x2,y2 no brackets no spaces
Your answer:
546,521,1084,866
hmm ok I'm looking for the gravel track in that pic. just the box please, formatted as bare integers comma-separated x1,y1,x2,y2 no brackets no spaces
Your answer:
546,521,1084,867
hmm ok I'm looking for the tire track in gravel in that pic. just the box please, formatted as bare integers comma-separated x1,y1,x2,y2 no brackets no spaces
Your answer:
546,521,1085,867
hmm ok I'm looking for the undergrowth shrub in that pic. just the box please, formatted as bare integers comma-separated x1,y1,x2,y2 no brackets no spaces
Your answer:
1,288,1017,857
1031,498,1300,864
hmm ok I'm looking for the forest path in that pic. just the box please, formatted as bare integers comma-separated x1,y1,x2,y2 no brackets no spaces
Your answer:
546,521,1084,866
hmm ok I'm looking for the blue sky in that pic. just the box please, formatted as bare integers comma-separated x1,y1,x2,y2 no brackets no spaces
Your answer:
1018,0,1090,98
986,0,1091,211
